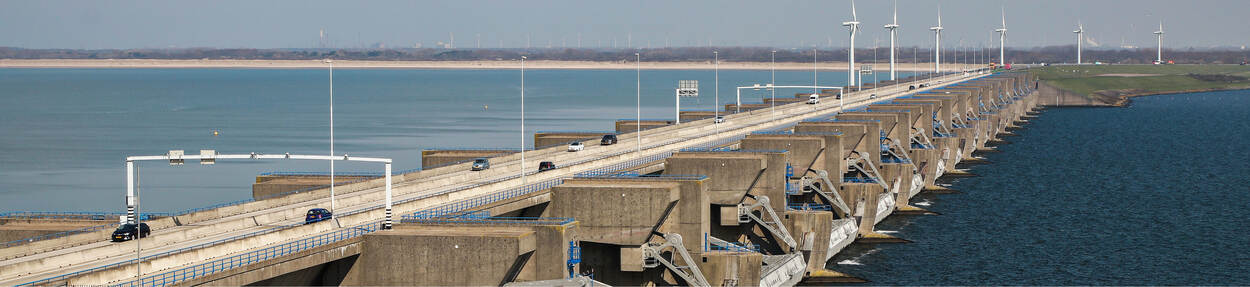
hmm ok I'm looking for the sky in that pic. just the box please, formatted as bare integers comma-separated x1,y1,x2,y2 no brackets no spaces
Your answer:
2,0,1246,50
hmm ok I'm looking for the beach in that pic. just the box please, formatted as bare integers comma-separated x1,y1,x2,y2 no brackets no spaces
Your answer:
0,59,959,71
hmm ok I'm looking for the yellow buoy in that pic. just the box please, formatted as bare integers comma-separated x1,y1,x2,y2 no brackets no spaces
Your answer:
483,105,489,110
212,130,220,136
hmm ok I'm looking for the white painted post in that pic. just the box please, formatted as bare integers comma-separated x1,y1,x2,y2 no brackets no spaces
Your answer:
384,162,392,229
125,160,135,224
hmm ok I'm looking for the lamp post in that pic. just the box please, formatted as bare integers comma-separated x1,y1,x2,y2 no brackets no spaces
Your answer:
520,56,526,184
325,59,335,215
714,51,719,136
635,52,641,155
771,50,776,118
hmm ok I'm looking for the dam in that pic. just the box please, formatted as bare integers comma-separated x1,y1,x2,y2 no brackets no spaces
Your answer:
0,69,1041,286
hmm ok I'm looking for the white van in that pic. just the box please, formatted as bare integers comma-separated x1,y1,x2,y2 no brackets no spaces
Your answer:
806,94,820,104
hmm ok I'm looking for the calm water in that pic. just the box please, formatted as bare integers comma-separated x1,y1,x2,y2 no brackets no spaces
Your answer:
832,90,1250,285
0,68,909,213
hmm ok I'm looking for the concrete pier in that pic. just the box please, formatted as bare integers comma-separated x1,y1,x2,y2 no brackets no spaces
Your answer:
421,149,517,169
534,131,614,149
615,119,674,133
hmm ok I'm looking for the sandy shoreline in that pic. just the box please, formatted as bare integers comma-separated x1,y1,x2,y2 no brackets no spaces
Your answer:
0,59,957,71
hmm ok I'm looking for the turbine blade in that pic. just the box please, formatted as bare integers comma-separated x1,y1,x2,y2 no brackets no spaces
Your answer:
851,0,858,21
893,0,898,24
1001,5,1006,28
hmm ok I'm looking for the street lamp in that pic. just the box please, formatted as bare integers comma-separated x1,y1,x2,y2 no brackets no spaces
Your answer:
325,59,335,215
714,51,719,136
635,52,641,155
520,56,526,184
771,50,776,118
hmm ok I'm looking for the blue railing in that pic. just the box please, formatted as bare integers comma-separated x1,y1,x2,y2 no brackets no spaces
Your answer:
0,211,171,220
881,157,912,164
17,221,302,287
787,203,833,211
679,148,787,154
257,171,385,177
405,178,565,220
401,216,575,226
108,220,381,287
844,177,878,183
535,130,616,135
750,131,845,136
423,147,526,151
708,241,760,252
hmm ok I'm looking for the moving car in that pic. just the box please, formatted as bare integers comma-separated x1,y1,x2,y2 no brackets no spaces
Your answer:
305,208,332,224
538,161,556,172
111,223,151,242
471,158,490,171
567,142,585,152
600,134,618,145
714,116,725,123
806,94,820,104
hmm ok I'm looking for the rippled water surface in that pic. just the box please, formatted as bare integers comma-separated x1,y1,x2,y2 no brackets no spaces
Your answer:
831,90,1250,285
0,68,910,213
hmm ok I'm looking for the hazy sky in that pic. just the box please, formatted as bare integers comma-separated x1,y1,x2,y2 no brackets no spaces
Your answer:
2,0,1246,50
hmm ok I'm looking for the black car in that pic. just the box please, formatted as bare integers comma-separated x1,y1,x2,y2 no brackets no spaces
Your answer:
600,134,618,145
111,223,151,242
538,161,556,172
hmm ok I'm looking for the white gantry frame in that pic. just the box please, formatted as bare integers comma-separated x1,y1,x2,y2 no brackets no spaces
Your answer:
124,150,395,229
736,85,846,114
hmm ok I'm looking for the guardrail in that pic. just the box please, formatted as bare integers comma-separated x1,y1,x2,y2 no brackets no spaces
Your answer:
0,211,172,220
404,178,564,220
423,147,526,151
17,221,300,287
844,177,878,183
109,220,381,287
750,131,845,136
401,216,575,226
257,171,385,177
1,223,117,249
708,241,760,252
534,130,616,134
787,203,832,211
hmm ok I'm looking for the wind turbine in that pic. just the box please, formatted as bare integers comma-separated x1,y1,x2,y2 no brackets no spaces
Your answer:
1073,22,1084,64
843,0,860,87
995,6,1007,66
883,0,900,81
1153,21,1164,63
929,5,944,74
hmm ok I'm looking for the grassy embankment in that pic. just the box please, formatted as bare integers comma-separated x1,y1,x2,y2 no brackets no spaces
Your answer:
1029,65,1250,105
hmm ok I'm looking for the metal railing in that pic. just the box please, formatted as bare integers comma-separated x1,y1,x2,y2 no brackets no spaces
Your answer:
405,178,564,220
708,241,760,252
0,211,171,220
786,203,833,211
1,223,118,249
18,221,301,287
257,171,385,177
844,177,878,183
401,216,575,226
109,221,381,287
750,131,844,136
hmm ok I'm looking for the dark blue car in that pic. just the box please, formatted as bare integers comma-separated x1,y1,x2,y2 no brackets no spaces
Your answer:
305,208,332,224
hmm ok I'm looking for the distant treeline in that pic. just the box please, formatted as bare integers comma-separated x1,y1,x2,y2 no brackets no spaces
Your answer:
2,46,1247,64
